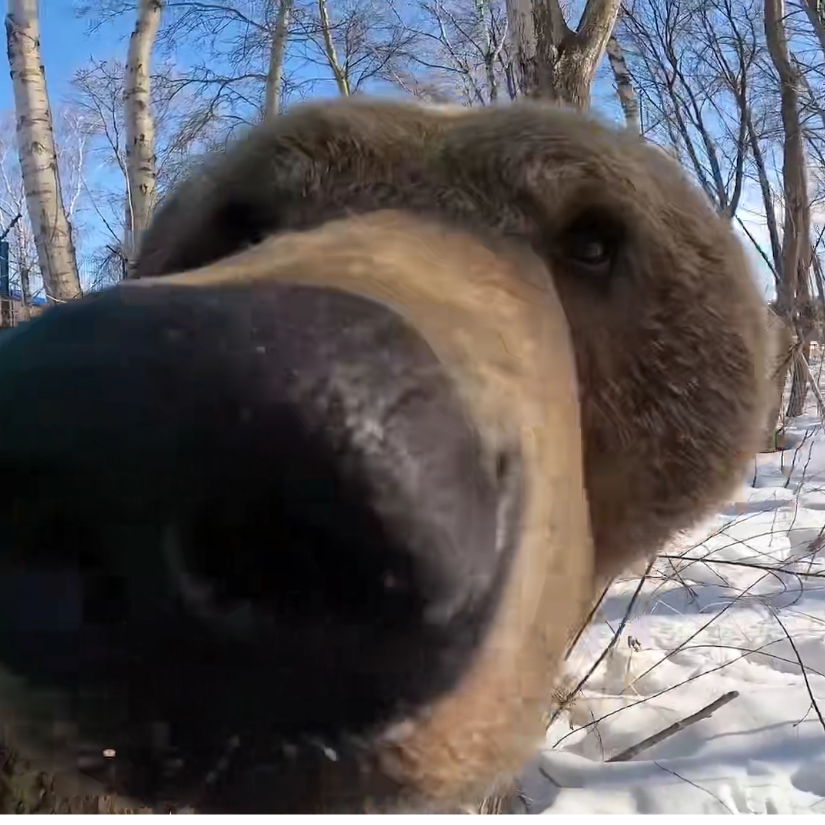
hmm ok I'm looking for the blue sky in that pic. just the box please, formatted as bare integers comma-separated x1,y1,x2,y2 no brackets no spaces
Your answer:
0,2,776,298
1,4,132,110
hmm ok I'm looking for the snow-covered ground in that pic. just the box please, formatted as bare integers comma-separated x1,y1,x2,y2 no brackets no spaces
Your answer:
523,348,825,815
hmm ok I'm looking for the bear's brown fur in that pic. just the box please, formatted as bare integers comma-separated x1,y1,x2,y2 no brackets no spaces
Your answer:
0,96,767,814
137,96,768,587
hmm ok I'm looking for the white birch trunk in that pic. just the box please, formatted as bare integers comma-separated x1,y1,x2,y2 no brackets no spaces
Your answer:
124,0,162,271
263,0,293,119
6,0,80,303
318,0,350,96
605,34,641,134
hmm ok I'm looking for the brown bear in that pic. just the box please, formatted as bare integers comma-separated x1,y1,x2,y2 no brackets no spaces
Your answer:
0,97,766,814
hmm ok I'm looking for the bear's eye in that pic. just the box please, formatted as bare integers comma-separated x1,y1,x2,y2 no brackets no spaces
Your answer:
568,230,609,266
561,209,623,277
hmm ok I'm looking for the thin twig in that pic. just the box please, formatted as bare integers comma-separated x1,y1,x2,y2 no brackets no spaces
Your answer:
607,691,739,763
659,555,825,579
653,761,734,814
564,578,613,661
769,608,825,736
550,560,655,726
627,565,772,692
552,639,782,749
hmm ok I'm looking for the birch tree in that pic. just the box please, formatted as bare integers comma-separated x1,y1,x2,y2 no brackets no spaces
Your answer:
317,0,350,94
73,56,221,286
605,33,640,133
124,0,162,268
6,0,80,302
80,1,306,138
264,0,294,116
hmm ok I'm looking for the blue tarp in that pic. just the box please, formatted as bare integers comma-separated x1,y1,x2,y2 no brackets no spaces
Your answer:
4,289,47,306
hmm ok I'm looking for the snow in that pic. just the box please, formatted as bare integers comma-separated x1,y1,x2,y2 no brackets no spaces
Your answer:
522,349,825,815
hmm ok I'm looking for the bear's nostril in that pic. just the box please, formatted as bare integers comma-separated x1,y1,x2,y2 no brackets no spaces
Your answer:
0,278,524,811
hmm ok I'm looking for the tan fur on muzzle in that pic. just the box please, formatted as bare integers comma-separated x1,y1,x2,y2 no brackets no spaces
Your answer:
126,209,594,807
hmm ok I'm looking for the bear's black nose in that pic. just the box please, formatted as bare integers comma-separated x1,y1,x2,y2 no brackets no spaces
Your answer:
0,279,522,809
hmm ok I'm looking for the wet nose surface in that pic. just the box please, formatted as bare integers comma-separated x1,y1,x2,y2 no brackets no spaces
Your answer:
0,280,521,808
